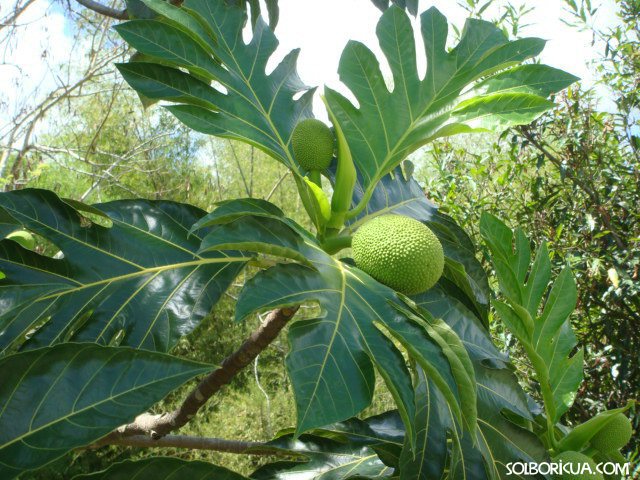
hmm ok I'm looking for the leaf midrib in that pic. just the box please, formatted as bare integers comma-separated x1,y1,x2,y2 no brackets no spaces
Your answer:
0,353,207,450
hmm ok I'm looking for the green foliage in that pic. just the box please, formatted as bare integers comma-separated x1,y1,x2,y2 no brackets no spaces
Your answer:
325,7,574,215
5,230,35,250
251,415,401,479
557,404,634,453
114,0,313,175
0,189,247,354
1,0,609,479
416,2,640,447
205,198,475,441
352,214,444,294
0,344,210,479
353,169,548,478
291,119,335,172
481,213,583,424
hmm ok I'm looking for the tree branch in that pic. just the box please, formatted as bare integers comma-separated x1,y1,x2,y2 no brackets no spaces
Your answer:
99,306,299,444
74,0,128,20
98,434,281,455
0,0,38,31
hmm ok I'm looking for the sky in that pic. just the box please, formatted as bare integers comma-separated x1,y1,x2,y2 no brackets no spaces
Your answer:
0,0,622,126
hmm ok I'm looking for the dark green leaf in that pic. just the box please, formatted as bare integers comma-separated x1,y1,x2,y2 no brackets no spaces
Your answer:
190,198,286,232
473,65,580,97
125,0,157,19
398,369,449,479
116,0,313,173
237,262,452,444
251,430,393,479
327,7,561,212
73,457,248,479
199,216,316,267
0,343,210,479
412,285,549,479
308,411,405,467
227,207,473,445
0,189,247,355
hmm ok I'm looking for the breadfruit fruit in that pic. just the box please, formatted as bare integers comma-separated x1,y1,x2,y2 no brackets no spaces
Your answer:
292,119,334,171
7,230,36,250
593,452,625,480
552,451,603,480
352,214,444,295
590,413,632,453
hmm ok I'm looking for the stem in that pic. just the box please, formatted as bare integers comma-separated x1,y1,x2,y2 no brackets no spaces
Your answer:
523,343,559,451
75,0,128,19
321,234,352,255
345,190,373,220
309,170,322,188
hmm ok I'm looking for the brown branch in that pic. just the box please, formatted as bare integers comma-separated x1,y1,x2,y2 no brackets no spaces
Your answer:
99,306,298,444
0,0,38,30
74,0,128,20
97,434,281,455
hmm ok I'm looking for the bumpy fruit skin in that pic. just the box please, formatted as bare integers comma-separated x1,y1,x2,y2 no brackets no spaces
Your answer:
590,414,632,453
352,214,444,295
552,451,603,480
593,452,625,480
291,119,334,171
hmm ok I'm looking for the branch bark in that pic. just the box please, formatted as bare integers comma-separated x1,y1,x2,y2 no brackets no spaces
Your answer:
98,306,298,444
99,434,281,455
74,0,128,20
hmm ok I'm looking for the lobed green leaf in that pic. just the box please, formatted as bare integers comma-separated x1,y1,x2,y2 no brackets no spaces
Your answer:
0,344,210,479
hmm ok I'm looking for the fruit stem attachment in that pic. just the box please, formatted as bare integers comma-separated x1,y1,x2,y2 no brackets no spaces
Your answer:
309,170,322,188
322,95,356,230
321,234,352,255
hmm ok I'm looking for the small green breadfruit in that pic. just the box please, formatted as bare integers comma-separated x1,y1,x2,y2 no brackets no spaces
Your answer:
7,230,36,250
552,451,603,480
593,452,625,480
590,413,632,453
291,119,334,171
352,214,444,295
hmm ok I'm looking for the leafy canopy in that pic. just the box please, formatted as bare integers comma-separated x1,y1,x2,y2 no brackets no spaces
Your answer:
0,0,590,479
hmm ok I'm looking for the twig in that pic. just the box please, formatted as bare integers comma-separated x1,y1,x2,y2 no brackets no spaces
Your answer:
74,0,128,20
265,171,289,201
519,126,626,250
98,306,298,443
98,434,281,455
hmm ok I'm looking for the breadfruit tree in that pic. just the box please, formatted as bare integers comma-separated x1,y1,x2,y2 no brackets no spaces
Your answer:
0,0,634,479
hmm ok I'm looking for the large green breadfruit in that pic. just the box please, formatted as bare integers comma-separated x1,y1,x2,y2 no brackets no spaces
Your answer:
291,118,335,171
590,413,632,453
352,214,444,295
553,451,603,480
593,451,626,480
